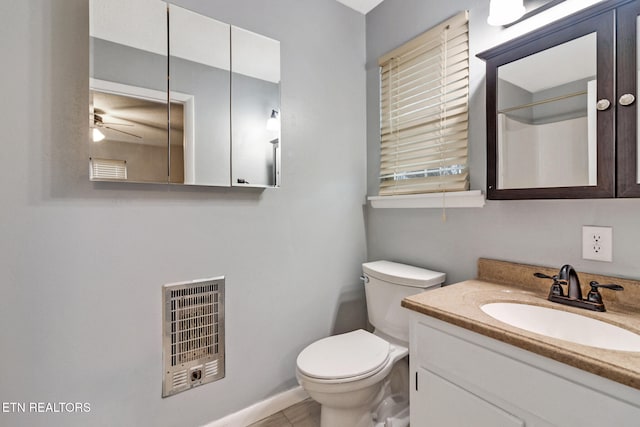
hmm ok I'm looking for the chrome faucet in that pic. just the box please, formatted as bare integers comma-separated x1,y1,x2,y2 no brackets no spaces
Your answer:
534,265,623,312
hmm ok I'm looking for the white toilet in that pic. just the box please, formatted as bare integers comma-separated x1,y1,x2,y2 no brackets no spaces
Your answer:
296,260,445,427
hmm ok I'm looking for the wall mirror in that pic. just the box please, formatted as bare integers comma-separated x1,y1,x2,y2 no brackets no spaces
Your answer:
169,4,231,186
478,2,616,199
89,0,169,183
89,0,281,188
231,27,281,188
497,33,597,190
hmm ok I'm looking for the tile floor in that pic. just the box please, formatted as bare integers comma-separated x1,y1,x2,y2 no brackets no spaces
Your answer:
247,398,320,427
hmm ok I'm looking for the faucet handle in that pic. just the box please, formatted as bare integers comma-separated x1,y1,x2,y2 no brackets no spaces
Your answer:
589,281,624,291
534,272,567,296
587,281,624,304
550,278,568,297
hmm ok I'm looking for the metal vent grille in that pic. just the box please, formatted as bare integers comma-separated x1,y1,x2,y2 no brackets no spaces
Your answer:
162,277,225,397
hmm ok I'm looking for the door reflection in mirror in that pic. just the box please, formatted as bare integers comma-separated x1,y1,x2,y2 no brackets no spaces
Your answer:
90,86,186,183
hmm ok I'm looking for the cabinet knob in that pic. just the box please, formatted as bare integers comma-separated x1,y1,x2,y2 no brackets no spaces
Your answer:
596,99,611,111
619,93,636,106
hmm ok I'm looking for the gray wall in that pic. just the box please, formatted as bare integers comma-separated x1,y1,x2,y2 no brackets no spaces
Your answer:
498,79,533,122
232,73,281,186
366,0,640,284
531,77,592,124
0,1,366,426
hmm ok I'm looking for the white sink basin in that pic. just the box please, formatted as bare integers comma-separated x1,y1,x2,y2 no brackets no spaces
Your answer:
481,302,640,352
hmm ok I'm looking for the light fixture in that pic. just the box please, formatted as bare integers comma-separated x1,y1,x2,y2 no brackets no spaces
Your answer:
487,0,526,26
266,109,280,132
92,128,106,142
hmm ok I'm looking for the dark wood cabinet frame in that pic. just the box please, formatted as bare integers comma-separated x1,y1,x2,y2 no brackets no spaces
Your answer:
478,0,638,200
617,0,640,197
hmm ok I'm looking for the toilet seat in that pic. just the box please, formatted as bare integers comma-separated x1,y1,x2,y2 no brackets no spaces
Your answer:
296,330,390,381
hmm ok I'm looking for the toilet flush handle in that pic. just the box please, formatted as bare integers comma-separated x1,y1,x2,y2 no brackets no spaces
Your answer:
360,275,369,284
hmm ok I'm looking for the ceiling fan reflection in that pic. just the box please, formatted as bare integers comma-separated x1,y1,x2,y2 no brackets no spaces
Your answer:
93,110,142,140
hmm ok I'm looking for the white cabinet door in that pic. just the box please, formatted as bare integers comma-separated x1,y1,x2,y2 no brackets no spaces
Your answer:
409,312,640,427
411,367,524,427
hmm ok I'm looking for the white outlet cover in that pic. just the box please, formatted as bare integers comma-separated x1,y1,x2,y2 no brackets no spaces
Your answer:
582,226,613,262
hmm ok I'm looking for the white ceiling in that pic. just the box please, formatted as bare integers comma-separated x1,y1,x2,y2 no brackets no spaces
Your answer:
335,0,384,14
499,33,596,93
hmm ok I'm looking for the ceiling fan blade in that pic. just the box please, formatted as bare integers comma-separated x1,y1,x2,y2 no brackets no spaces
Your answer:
102,122,134,127
105,126,142,139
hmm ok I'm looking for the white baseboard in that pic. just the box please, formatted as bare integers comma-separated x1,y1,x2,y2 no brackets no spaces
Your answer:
202,386,309,427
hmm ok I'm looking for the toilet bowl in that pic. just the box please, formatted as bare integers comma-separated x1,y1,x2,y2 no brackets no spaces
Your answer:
296,330,408,427
296,261,445,427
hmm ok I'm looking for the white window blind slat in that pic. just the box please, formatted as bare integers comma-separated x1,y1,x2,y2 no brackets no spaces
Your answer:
382,100,468,133
381,138,469,163
381,102,468,136
380,58,467,97
384,144,470,168
380,39,469,82
381,161,468,180
390,30,468,69
379,28,467,71
90,158,128,180
381,84,469,120
382,129,468,157
381,77,469,115
381,151,469,175
383,120,468,142
381,162,468,182
381,113,468,144
381,56,469,92
378,11,469,196
380,172,469,195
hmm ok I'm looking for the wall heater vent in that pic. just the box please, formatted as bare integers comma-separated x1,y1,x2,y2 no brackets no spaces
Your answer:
162,277,225,397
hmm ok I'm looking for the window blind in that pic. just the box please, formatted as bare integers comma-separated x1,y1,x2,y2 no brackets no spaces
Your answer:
378,11,469,196
90,158,127,181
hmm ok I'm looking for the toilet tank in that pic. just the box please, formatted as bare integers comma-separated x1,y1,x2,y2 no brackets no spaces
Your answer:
362,260,445,345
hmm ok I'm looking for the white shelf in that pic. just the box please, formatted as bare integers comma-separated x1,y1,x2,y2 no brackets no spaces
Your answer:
368,190,485,209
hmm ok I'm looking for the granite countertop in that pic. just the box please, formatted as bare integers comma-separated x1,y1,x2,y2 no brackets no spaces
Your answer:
401,258,640,390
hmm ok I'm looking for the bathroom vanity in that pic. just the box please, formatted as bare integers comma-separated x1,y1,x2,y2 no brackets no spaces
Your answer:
403,259,640,427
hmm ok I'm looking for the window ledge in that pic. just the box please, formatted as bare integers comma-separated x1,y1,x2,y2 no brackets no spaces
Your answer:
368,190,485,209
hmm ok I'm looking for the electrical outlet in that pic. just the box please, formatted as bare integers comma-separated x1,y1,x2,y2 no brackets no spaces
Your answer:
582,226,613,262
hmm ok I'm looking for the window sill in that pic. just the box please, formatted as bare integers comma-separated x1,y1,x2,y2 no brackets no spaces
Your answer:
368,190,486,209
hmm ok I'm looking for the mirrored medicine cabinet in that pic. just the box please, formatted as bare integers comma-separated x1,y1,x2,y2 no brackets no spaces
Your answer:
89,0,281,188
478,0,640,199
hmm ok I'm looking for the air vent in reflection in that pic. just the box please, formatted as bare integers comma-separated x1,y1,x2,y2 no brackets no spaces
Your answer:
89,157,127,181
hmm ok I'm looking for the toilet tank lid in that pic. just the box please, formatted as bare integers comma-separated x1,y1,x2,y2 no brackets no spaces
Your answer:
363,260,445,288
